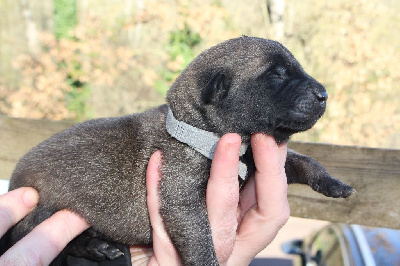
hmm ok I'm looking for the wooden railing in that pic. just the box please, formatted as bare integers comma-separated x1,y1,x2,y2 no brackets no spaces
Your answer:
1,115,399,229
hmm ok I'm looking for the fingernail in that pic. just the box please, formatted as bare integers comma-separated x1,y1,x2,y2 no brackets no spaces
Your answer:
23,188,39,208
223,134,241,156
226,141,241,157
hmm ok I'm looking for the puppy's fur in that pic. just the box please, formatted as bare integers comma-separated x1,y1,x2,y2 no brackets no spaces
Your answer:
1,37,353,265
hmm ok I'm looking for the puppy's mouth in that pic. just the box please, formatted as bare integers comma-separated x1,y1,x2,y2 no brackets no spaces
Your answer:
273,109,324,142
275,114,319,133
281,94,326,131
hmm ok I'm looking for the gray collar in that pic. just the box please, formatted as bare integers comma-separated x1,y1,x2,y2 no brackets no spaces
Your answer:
166,108,248,180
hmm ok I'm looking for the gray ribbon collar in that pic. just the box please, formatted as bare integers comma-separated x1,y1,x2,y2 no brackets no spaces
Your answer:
166,107,248,180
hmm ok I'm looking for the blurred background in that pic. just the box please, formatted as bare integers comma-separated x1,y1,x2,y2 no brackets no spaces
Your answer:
0,0,399,148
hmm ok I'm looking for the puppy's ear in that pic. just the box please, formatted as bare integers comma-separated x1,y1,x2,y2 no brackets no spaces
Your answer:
201,71,231,104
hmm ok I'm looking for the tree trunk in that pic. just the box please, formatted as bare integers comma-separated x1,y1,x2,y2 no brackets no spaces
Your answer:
19,0,40,58
266,0,285,40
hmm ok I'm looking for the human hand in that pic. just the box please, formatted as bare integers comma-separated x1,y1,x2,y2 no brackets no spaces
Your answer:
213,133,290,265
132,132,290,265
0,187,90,265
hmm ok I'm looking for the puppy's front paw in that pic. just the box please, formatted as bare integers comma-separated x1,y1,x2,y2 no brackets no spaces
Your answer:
309,174,355,198
87,239,124,260
286,149,355,198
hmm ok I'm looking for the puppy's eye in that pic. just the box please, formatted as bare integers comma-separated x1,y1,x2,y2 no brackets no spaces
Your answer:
257,66,287,82
272,66,287,77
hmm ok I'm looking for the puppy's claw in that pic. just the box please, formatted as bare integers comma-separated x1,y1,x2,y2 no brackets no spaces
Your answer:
311,177,354,198
104,248,124,260
88,239,124,260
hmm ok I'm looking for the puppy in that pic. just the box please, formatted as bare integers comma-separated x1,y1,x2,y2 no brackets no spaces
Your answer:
1,36,353,265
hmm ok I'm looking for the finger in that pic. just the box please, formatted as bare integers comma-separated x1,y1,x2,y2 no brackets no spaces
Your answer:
0,210,89,266
252,133,288,218
0,187,39,237
206,133,241,264
146,150,181,266
228,133,290,265
130,246,153,266
238,134,288,222
237,177,256,222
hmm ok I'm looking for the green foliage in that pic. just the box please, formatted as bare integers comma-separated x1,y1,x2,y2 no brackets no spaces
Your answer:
54,0,91,120
212,0,223,8
63,58,91,121
54,0,78,40
170,23,201,51
155,24,201,96
65,80,91,122
63,56,90,121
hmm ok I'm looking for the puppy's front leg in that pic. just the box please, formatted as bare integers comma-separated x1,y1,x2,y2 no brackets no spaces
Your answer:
285,149,354,198
159,153,218,266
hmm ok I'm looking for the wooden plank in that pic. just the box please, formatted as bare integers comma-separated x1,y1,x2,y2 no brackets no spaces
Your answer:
1,116,399,229
287,142,400,229
0,116,73,179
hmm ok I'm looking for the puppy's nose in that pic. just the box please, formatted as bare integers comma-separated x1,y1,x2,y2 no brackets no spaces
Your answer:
315,91,328,103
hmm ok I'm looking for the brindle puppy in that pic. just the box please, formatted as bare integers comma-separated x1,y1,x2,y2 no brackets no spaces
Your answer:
1,36,353,265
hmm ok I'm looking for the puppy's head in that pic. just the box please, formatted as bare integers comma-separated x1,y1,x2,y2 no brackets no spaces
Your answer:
167,36,327,143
